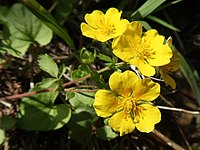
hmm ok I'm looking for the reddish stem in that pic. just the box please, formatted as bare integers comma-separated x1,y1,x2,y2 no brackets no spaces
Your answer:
0,74,91,102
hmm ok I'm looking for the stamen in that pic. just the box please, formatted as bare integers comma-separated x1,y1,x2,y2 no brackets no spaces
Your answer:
133,106,146,123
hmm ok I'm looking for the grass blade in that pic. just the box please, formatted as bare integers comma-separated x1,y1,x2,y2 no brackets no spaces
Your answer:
130,0,166,20
147,15,181,32
154,0,183,13
179,53,200,105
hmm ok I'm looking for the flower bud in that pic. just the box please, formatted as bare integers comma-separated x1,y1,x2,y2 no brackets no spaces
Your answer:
80,48,96,64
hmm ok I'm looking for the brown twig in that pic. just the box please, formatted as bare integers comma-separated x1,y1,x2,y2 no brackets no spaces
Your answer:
152,129,186,150
62,74,91,87
178,126,193,150
70,89,98,93
0,89,54,102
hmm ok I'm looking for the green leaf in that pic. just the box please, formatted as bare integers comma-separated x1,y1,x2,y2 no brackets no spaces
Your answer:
38,54,59,78
0,129,5,145
37,78,58,89
0,6,8,24
96,126,119,140
97,53,112,63
69,92,98,128
8,3,52,45
59,63,67,79
70,92,96,107
67,92,98,143
67,120,92,144
179,53,200,105
130,0,166,20
18,86,71,130
0,38,30,57
21,0,75,49
57,0,80,19
0,3,53,57
147,15,180,32
65,90,75,100
0,116,16,130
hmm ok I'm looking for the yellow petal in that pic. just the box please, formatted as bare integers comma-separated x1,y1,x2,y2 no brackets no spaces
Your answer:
109,111,135,136
85,10,105,28
113,47,136,63
130,58,155,76
124,21,142,36
113,34,139,49
133,78,160,101
94,90,120,118
112,35,131,50
97,35,113,42
150,35,165,48
160,70,176,89
161,51,180,72
135,104,161,133
143,29,158,45
81,23,100,40
139,61,155,76
112,42,138,62
148,45,173,66
105,8,122,26
112,34,140,62
81,23,113,42
114,19,129,37
112,22,143,66
109,71,139,97
112,22,141,50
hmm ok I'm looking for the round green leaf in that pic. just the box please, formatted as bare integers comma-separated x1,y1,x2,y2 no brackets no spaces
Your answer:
96,126,119,140
0,116,16,130
0,3,53,57
18,86,71,131
0,129,5,145
67,92,98,143
18,104,71,131
7,3,52,46
18,103,71,131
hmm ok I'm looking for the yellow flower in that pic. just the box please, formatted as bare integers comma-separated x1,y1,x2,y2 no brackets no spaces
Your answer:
80,8,129,42
112,22,173,76
160,51,180,89
93,71,161,136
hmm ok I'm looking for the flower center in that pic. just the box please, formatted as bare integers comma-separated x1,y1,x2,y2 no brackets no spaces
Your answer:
132,38,156,63
121,97,136,119
120,96,146,123
101,24,115,36
98,19,115,36
137,45,155,62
